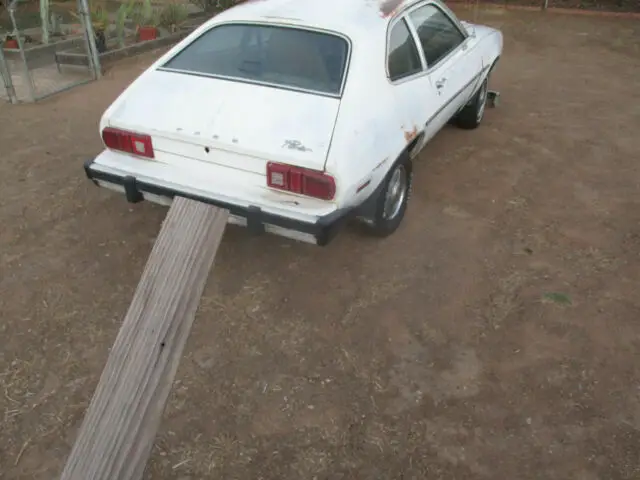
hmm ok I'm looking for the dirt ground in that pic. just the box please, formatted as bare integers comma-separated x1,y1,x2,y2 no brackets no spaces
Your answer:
1,6,640,479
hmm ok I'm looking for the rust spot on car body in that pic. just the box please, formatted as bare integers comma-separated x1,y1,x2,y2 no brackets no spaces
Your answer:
403,126,418,143
379,0,404,17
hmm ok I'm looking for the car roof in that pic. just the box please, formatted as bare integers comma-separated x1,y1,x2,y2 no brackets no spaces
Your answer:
213,0,422,39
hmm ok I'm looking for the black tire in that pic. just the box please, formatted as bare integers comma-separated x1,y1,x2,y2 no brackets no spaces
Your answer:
453,76,489,130
362,155,413,238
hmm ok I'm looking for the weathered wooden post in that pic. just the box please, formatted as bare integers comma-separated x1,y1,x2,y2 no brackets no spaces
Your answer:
59,197,228,480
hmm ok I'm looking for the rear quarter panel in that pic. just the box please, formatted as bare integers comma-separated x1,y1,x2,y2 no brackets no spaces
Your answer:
325,31,412,210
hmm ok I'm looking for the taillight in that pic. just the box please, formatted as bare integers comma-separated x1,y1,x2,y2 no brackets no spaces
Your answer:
267,162,336,201
102,127,154,159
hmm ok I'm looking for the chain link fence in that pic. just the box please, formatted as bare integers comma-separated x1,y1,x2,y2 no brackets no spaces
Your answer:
1,0,100,103
2,0,637,103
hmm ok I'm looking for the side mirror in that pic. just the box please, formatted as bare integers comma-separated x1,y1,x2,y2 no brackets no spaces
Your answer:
467,25,477,38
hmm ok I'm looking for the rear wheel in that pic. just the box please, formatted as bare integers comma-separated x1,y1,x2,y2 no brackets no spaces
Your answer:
453,76,489,130
362,156,413,237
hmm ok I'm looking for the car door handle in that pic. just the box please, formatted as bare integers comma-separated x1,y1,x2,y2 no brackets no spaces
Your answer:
436,78,447,89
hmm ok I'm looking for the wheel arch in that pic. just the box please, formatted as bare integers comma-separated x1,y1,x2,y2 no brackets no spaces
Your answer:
406,131,425,159
489,54,501,73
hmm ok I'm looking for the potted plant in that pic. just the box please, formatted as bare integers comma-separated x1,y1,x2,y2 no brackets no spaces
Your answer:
4,34,19,49
189,0,237,14
115,1,135,48
132,0,160,42
90,6,110,53
71,5,109,53
159,2,188,34
49,13,65,39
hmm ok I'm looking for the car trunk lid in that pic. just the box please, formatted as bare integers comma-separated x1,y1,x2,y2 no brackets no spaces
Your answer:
107,70,341,173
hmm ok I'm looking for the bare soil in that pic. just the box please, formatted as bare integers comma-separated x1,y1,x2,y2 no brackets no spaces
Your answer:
1,6,640,479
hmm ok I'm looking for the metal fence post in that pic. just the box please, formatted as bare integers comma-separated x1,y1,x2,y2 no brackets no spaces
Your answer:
77,0,102,80
8,0,36,102
0,46,17,103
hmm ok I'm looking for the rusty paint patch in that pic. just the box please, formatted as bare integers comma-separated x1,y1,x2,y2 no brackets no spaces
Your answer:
403,126,418,143
379,0,404,17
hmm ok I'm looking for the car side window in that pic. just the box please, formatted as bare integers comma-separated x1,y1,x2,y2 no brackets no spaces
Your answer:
387,19,423,81
408,4,466,68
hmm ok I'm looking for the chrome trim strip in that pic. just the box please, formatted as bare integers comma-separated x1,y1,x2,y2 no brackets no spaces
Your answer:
421,66,488,128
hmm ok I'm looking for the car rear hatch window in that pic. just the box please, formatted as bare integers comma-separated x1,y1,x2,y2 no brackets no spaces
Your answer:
160,23,350,96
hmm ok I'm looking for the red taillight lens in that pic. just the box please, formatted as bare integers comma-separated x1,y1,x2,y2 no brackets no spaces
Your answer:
102,127,154,159
267,162,336,201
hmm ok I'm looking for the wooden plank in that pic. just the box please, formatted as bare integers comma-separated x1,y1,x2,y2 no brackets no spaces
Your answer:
60,197,228,480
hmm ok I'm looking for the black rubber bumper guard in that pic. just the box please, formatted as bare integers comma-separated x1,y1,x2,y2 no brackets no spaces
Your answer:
84,158,351,246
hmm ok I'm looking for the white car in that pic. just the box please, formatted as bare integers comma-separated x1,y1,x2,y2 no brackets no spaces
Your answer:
84,0,503,245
